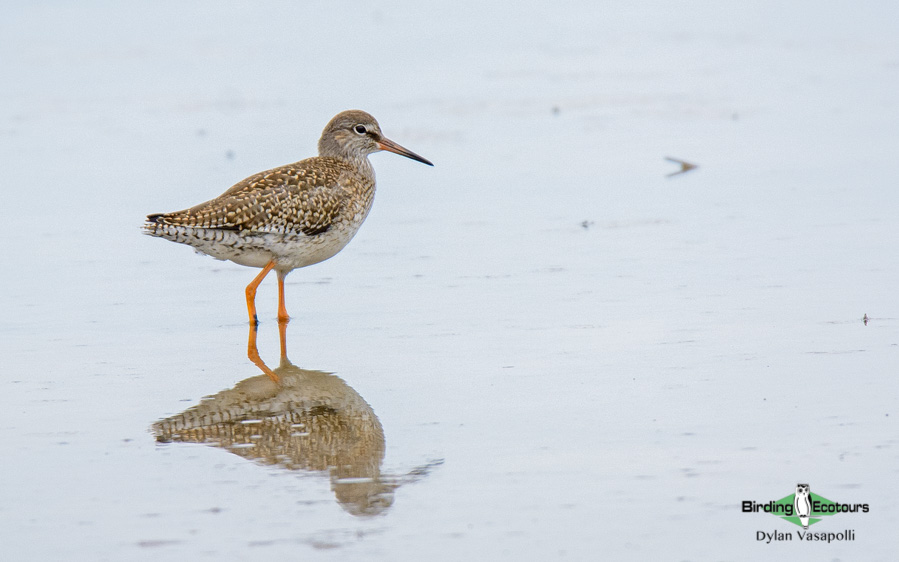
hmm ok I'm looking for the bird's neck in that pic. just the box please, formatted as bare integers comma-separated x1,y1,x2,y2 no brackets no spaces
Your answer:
323,153,373,182
319,141,374,179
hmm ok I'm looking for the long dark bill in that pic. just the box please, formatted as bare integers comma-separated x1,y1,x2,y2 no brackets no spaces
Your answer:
377,137,434,166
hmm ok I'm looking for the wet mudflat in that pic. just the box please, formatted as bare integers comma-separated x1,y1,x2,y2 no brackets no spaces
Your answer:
1,1,898,560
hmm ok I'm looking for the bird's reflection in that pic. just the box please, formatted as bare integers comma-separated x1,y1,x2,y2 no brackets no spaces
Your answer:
153,321,441,517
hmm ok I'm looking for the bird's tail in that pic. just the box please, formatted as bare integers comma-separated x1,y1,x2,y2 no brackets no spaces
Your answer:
142,213,165,237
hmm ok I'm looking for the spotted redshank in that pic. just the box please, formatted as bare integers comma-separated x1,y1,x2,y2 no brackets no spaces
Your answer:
144,110,432,324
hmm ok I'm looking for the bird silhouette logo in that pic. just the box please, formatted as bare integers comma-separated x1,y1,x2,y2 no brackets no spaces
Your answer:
794,484,812,529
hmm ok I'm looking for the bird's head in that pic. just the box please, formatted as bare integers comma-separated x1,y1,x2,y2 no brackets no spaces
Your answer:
319,110,433,167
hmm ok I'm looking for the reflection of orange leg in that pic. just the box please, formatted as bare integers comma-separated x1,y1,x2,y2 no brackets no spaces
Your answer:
278,316,288,362
245,260,276,326
247,323,280,383
276,270,290,323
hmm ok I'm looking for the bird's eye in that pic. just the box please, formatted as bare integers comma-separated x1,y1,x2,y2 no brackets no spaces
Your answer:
354,125,367,135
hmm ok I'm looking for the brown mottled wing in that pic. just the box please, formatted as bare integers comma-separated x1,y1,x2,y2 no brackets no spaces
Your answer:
151,157,353,235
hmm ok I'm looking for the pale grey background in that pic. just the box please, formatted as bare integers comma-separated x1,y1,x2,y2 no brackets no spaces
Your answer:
1,1,897,560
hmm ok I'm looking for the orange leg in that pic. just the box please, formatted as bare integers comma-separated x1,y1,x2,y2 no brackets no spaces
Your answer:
247,322,280,383
245,260,277,326
276,270,290,323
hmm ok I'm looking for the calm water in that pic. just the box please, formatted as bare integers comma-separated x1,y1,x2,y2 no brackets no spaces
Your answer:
2,1,898,560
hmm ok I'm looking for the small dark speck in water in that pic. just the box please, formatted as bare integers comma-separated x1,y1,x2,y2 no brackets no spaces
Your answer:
581,220,595,230
138,540,182,548
309,540,341,550
665,156,698,177
863,313,869,325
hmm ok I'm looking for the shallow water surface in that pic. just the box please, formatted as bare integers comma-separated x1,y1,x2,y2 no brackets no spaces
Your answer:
2,1,898,560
